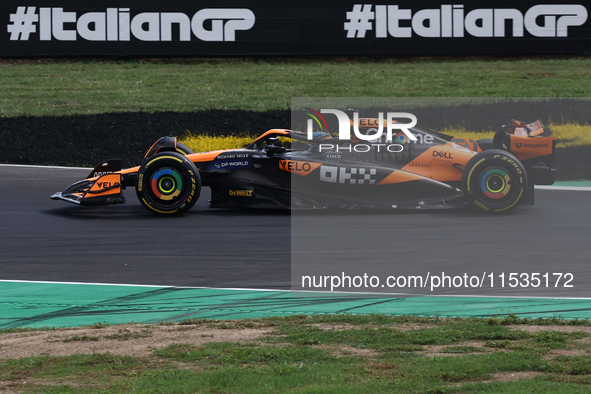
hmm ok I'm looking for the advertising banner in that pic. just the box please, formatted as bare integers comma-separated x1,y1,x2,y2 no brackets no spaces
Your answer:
1,1,590,57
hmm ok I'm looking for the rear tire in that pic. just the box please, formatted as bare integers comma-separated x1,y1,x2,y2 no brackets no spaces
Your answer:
461,149,527,214
136,152,201,215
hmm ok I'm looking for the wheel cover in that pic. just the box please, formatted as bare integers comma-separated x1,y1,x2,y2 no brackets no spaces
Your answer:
149,168,183,201
480,168,511,200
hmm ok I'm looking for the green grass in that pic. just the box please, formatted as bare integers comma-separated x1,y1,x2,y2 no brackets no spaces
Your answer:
2,57,591,117
0,352,140,382
154,342,337,365
3,315,591,393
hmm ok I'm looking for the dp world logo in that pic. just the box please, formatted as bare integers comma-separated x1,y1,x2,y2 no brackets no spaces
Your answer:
304,108,417,153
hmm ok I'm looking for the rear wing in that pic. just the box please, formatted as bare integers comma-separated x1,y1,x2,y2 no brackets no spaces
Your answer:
505,119,549,137
494,120,556,185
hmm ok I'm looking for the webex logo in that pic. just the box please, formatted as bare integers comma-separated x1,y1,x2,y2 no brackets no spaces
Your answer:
305,109,417,153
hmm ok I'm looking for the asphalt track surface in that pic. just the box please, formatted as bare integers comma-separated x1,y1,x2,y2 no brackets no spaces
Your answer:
1,165,590,298
1,165,290,289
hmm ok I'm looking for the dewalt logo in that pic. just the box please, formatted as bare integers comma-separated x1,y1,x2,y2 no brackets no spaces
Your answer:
229,190,253,197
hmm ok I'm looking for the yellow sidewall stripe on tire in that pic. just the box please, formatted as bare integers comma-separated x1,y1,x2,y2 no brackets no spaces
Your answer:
466,158,486,194
145,155,183,168
141,198,178,214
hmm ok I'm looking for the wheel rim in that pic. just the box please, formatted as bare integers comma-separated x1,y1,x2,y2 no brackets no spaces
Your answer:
480,168,511,200
463,150,527,213
149,168,183,202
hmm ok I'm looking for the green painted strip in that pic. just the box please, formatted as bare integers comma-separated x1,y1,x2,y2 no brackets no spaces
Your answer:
1,282,591,328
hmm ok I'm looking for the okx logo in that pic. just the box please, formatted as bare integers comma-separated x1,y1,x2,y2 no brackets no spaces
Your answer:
304,109,417,153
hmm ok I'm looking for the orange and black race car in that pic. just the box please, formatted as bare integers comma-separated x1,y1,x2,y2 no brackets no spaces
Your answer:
51,119,556,215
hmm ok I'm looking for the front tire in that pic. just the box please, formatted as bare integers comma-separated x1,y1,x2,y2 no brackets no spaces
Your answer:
176,142,194,155
461,149,527,214
136,152,201,215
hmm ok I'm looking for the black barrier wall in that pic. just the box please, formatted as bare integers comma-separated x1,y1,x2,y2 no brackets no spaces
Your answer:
1,1,590,57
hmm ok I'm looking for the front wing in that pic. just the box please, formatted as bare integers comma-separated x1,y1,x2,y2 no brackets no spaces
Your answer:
50,173,125,206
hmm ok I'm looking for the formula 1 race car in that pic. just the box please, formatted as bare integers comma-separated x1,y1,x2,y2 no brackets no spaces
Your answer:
51,119,556,214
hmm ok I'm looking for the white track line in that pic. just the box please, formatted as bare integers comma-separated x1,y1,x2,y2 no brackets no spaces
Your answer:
0,279,282,292
0,279,168,288
536,185,591,191
3,279,591,300
0,163,91,170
